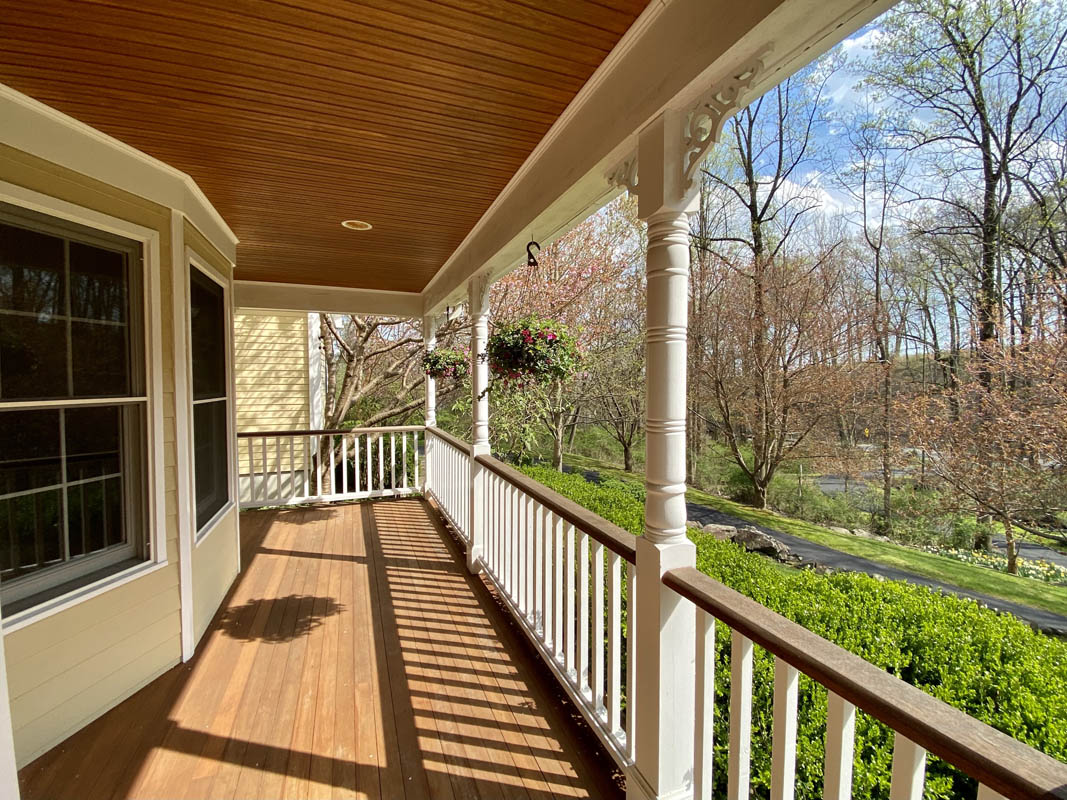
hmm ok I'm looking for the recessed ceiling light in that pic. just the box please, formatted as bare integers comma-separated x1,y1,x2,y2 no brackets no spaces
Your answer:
341,219,372,230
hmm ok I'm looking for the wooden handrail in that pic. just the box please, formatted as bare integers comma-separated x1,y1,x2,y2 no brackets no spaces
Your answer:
425,426,473,456
475,453,637,563
237,425,423,438
662,565,1067,800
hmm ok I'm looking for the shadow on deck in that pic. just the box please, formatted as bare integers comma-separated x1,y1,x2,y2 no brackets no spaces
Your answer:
18,499,624,799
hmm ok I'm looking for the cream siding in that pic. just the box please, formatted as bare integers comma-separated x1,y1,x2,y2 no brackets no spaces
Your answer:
235,310,312,480
0,143,183,766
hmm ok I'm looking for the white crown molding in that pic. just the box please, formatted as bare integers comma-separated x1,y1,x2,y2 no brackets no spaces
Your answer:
233,279,422,317
0,83,238,264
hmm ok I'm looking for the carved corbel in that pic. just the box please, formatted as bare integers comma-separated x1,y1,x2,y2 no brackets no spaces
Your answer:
682,45,773,189
607,153,639,194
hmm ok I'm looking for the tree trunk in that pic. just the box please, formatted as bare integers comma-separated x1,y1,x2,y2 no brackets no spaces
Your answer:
1003,519,1019,575
623,442,634,473
553,433,564,472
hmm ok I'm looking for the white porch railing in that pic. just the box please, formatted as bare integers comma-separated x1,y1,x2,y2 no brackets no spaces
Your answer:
236,423,1067,798
237,426,422,508
423,427,470,539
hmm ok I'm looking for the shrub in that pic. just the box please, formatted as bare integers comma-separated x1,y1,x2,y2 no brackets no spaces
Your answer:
487,316,580,387
519,465,1067,799
422,348,469,381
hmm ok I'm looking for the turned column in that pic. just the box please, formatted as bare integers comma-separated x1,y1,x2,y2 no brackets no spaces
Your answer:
467,275,490,572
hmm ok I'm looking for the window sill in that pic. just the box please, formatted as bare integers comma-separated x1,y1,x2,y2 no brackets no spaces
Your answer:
195,500,235,548
2,559,169,634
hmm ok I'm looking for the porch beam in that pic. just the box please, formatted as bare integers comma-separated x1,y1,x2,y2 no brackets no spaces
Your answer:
422,0,893,315
234,279,422,317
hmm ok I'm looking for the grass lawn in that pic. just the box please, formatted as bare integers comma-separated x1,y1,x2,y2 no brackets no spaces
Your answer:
564,453,1067,618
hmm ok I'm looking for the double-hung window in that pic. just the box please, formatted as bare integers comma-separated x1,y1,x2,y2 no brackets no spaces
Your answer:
189,265,229,534
0,202,148,611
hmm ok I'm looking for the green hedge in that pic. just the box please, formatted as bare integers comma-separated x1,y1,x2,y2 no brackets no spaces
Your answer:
520,465,1067,799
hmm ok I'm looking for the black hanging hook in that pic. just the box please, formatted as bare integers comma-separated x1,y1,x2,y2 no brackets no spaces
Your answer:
526,241,541,267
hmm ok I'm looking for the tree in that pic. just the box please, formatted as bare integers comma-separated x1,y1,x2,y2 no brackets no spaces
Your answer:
692,69,850,507
866,0,1067,384
900,337,1067,571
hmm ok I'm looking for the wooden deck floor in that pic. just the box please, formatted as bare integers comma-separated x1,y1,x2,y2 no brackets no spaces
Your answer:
18,499,624,799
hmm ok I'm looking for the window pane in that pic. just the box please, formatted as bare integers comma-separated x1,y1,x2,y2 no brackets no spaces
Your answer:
0,489,62,577
65,406,121,481
194,399,228,530
0,223,64,315
71,320,129,397
0,410,61,495
190,270,225,401
69,242,127,323
0,314,68,399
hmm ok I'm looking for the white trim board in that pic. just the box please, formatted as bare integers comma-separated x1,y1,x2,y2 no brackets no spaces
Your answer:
0,84,237,265
234,279,422,317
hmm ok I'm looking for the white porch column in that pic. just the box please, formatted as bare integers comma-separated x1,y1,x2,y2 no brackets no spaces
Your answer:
467,275,491,572
423,314,437,494
423,314,438,428
630,111,698,800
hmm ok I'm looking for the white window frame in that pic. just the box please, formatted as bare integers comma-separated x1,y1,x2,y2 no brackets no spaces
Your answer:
0,181,168,634
185,250,235,544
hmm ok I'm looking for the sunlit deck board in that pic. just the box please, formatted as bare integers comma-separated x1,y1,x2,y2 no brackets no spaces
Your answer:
17,499,623,800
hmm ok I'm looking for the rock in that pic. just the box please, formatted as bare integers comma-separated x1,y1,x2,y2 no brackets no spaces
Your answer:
733,526,790,559
851,527,891,542
701,523,737,540
686,520,703,530
828,526,852,536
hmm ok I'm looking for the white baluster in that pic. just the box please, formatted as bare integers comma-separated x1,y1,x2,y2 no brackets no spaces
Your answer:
288,437,295,500
565,524,576,677
578,531,590,694
593,541,605,713
402,431,408,490
771,658,799,800
341,433,349,495
608,551,623,737
728,630,753,800
390,432,396,491
261,437,268,499
695,608,715,800
542,506,553,645
626,561,636,759
246,438,256,502
824,692,855,800
274,436,282,499
377,434,384,490
889,736,926,800
554,515,565,661
302,436,310,500
533,501,543,632
315,435,323,497
366,435,373,492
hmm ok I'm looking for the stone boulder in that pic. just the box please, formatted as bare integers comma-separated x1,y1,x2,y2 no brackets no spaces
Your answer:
733,526,790,559
850,527,891,542
701,523,737,540
828,526,852,536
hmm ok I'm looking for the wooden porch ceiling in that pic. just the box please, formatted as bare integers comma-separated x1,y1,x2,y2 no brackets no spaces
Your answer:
18,500,622,799
0,1,649,293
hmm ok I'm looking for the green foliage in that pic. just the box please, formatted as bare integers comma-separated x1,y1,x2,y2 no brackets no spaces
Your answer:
769,481,867,528
487,316,580,387
422,348,468,381
519,465,1067,798
919,546,1067,585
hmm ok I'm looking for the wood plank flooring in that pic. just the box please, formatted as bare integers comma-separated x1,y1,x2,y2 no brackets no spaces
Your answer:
17,499,624,799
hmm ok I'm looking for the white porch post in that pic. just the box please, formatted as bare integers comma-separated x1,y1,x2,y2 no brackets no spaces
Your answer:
630,111,698,800
467,275,491,572
423,314,437,494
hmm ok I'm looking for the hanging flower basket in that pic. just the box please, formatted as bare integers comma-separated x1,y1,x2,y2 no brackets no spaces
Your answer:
422,348,469,381
486,317,580,387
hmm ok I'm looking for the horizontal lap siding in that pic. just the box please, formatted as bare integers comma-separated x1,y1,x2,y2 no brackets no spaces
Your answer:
0,144,182,767
235,310,311,476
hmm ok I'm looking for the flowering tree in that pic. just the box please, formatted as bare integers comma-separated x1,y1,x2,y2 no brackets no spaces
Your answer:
900,338,1067,571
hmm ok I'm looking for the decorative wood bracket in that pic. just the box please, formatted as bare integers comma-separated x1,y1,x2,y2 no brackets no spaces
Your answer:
682,45,773,189
607,153,639,194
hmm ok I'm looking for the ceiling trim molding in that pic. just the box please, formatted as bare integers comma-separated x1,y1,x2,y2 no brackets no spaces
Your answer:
0,83,238,264
234,280,422,318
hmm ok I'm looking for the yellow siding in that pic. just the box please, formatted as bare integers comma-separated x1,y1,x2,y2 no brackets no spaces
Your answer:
0,143,182,766
192,510,238,643
235,310,311,475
